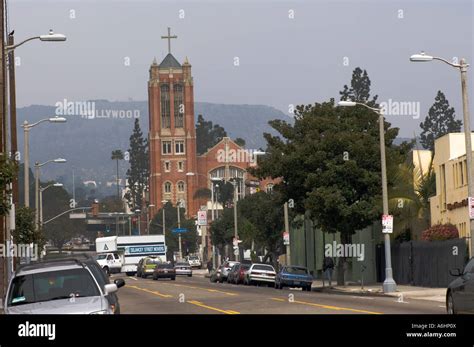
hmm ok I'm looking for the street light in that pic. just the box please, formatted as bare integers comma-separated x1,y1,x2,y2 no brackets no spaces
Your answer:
146,204,155,234
337,100,397,293
4,30,67,53
39,183,63,229
410,51,473,255
22,117,67,207
35,158,67,227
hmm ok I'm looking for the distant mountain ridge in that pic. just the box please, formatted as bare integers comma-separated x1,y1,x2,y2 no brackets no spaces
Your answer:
16,100,291,183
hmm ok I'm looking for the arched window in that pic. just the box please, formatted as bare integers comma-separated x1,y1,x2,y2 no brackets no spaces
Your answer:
160,84,170,128
174,84,184,128
266,184,274,193
177,181,185,192
164,181,172,193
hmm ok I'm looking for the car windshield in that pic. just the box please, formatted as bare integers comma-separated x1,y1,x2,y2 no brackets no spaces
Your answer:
285,267,309,275
253,265,274,272
96,254,107,260
8,268,100,306
188,256,199,260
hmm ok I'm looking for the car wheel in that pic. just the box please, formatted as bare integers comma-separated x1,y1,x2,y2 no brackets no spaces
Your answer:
171,277,176,281
268,283,273,288
152,275,157,280
103,267,110,276
447,292,456,314
188,274,192,277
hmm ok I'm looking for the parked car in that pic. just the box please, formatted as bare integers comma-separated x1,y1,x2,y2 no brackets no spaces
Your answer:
175,262,193,277
153,263,176,280
186,255,202,268
227,264,240,283
447,257,474,314
245,263,276,286
275,265,313,291
219,261,240,283
137,256,162,278
3,254,125,314
229,263,251,284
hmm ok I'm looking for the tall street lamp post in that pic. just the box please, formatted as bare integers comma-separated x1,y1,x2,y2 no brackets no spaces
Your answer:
337,100,397,293
39,183,63,229
34,158,66,228
22,117,66,207
410,52,473,255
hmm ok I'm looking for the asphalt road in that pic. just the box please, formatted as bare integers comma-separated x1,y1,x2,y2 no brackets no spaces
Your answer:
114,274,446,314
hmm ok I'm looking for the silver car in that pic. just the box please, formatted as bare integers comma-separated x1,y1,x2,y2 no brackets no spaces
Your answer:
174,262,193,277
3,257,123,314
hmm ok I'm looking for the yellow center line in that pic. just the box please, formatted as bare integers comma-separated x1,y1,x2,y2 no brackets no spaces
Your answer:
271,298,383,314
127,284,239,314
128,285,173,298
160,282,238,296
187,300,240,315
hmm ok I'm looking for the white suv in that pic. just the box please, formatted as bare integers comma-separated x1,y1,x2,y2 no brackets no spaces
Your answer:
186,255,202,268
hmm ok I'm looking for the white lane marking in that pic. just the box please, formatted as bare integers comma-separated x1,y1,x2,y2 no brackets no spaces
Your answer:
350,296,374,300
128,276,138,281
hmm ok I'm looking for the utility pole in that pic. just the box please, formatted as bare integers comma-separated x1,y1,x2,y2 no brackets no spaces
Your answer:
177,200,182,260
284,202,290,265
232,180,239,261
0,0,7,299
8,34,17,206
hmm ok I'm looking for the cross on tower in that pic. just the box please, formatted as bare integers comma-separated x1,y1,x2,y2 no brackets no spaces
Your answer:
161,27,177,54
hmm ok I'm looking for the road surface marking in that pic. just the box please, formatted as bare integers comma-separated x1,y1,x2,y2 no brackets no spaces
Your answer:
187,300,240,314
128,277,138,281
270,297,382,314
350,296,374,300
127,285,173,298
162,282,238,296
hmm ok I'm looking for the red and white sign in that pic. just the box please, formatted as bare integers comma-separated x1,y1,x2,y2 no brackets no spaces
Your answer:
469,197,474,220
382,214,393,234
283,231,290,245
197,210,207,226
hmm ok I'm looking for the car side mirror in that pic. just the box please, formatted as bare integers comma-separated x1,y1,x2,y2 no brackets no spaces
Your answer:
104,283,118,295
449,268,462,277
114,278,125,288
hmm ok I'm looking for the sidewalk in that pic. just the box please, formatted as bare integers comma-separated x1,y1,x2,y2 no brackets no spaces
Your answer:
311,280,447,303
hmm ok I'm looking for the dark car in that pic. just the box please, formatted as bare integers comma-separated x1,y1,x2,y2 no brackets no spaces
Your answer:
230,263,251,284
153,263,176,280
447,257,474,314
227,264,240,283
275,265,313,291
218,261,240,283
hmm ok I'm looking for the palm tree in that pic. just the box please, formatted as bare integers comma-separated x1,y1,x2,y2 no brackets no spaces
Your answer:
111,150,124,201
388,155,436,240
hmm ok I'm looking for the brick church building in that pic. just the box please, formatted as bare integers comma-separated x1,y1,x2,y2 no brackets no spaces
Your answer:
148,28,276,219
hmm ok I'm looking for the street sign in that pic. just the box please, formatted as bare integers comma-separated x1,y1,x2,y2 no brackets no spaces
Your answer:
172,227,188,234
283,231,290,245
382,214,393,234
69,212,86,219
469,197,474,219
197,210,207,226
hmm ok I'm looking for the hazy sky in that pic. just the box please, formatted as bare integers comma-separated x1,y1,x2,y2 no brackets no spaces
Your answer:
9,0,473,137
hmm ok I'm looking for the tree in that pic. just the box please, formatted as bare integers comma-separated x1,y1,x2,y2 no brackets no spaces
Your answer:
0,154,17,216
196,114,227,155
238,191,284,267
100,195,124,213
254,68,401,284
42,184,84,251
13,206,45,251
125,119,149,211
234,137,246,147
149,202,198,260
111,149,124,201
420,90,461,151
